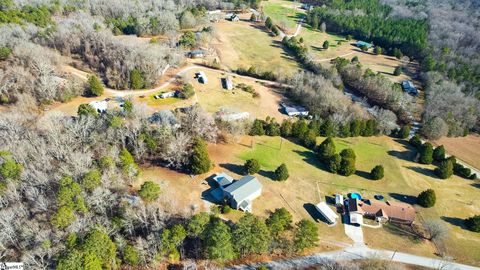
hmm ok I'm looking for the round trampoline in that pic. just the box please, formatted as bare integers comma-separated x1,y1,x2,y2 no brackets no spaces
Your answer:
350,192,362,200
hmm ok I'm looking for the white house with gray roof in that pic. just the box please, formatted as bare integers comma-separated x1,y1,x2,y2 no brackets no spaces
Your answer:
223,175,262,212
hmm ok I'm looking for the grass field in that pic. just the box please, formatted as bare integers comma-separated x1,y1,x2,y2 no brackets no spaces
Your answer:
261,0,303,33
213,13,301,75
433,134,480,169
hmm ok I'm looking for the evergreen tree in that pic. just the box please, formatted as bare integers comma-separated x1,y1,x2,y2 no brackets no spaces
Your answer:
373,46,382,55
190,138,211,174
232,213,270,256
265,120,281,136
319,119,334,137
302,129,317,149
77,104,98,117
317,137,336,161
203,219,235,261
82,228,117,269
434,159,453,179
292,119,308,138
293,219,318,252
274,163,289,181
280,120,293,137
393,66,402,76
118,148,139,176
327,153,341,173
322,40,329,49
123,100,134,115
340,124,351,137
265,17,273,29
87,75,104,96
266,208,292,238
123,245,139,265
138,181,161,202
187,212,210,237
417,189,436,208
130,68,144,89
340,148,356,160
419,142,433,164
465,215,480,232
180,83,195,99
350,119,363,137
81,170,101,191
0,158,22,180
409,134,422,149
244,159,261,175
339,157,355,176
370,165,384,180
433,145,445,162
250,119,265,136
362,119,377,136
398,125,410,139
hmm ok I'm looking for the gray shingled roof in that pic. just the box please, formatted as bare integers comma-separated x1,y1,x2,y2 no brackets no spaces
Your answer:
223,175,262,203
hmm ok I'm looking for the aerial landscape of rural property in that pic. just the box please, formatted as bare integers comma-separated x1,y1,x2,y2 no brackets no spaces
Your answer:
1,0,480,269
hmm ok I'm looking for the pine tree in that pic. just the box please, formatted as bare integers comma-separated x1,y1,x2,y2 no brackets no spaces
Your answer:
293,219,318,252
244,159,260,175
274,163,289,181
417,189,436,208
138,181,161,202
370,165,384,180
317,137,336,162
327,154,341,173
433,145,445,162
280,120,293,137
130,68,144,89
339,158,355,176
398,125,410,139
190,138,211,174
419,142,434,164
434,159,453,179
322,40,329,49
319,119,334,137
250,119,265,136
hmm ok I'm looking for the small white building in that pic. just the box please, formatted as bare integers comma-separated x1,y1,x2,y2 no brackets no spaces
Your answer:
315,202,339,225
223,175,262,212
89,100,108,113
335,194,344,206
197,71,208,84
224,76,234,90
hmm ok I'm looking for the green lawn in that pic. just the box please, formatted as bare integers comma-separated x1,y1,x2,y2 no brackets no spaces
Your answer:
146,92,182,106
234,135,480,265
262,0,304,32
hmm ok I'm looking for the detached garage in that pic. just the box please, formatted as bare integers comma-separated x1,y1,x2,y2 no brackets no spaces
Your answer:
315,202,339,225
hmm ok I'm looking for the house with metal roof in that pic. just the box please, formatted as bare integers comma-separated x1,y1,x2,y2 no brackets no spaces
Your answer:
188,50,206,58
280,103,309,117
223,175,262,212
89,100,108,113
315,201,339,225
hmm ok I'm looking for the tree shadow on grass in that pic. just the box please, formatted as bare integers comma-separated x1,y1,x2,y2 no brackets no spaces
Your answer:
388,192,417,205
219,163,245,175
258,169,276,180
387,150,414,162
355,170,372,180
303,203,330,224
383,223,422,243
471,182,480,189
292,149,328,171
406,166,437,178
441,216,468,230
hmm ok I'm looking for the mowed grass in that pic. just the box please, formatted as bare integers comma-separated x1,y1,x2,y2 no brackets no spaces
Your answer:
234,135,480,265
213,13,301,75
262,0,303,33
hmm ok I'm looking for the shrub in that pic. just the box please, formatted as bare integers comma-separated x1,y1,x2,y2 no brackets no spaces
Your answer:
453,163,472,179
432,145,445,162
190,138,211,174
130,68,144,89
302,129,317,149
465,215,480,232
0,158,22,180
351,56,359,63
81,170,101,191
0,47,12,60
87,75,104,96
119,148,139,176
51,206,76,228
77,104,98,117
222,205,232,214
138,181,161,202
244,159,260,175
274,163,289,181
123,245,139,265
340,148,356,160
417,189,436,208
280,120,293,137
419,142,433,164
434,159,453,179
271,25,280,36
250,119,265,136
373,46,382,55
370,165,384,180
322,40,329,49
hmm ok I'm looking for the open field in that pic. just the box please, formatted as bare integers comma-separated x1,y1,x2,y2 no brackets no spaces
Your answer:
261,0,303,33
212,13,301,75
433,134,480,170
146,135,480,265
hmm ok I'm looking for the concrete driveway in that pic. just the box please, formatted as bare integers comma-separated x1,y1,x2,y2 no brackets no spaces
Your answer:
344,223,364,246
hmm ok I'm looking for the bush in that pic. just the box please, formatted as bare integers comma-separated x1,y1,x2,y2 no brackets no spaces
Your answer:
274,163,289,181
453,163,472,179
130,68,144,89
432,145,445,162
398,125,410,139
119,148,139,176
0,158,22,180
87,75,104,96
138,181,161,202
0,47,12,60
434,159,453,179
222,205,232,214
81,170,101,191
250,119,265,136
244,159,260,175
417,189,436,208
419,142,433,164
373,46,382,55
465,215,480,232
322,40,329,49
189,138,211,174
77,104,98,117
340,148,356,160
370,165,384,180
179,31,196,47
123,245,139,265
271,25,280,36
280,120,293,137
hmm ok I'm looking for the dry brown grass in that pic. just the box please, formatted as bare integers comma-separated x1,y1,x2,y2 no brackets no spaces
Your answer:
433,134,480,170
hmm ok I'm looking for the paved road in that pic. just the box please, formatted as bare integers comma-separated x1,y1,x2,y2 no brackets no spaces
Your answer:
226,246,480,270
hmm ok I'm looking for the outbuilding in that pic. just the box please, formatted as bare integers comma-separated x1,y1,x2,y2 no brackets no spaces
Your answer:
315,201,339,225
89,100,108,113
223,175,262,212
